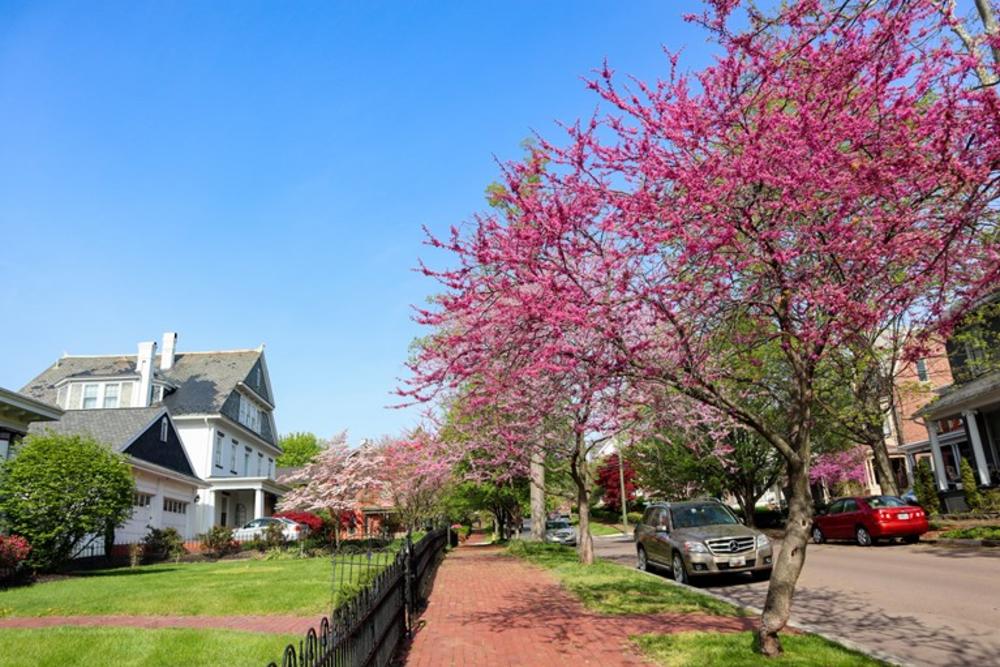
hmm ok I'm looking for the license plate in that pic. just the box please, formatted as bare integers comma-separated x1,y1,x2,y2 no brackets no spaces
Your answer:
729,556,746,567
898,513,909,520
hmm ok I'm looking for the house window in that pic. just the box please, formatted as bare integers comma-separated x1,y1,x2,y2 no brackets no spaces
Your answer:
238,394,261,433
257,452,264,476
915,359,929,383
133,493,152,507
160,417,169,442
103,383,120,408
268,457,274,479
230,439,238,472
163,498,188,514
243,447,251,476
214,432,224,468
82,384,99,409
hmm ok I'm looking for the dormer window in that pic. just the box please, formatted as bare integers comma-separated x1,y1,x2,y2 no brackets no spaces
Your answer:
160,417,168,442
104,383,120,408
82,384,99,409
238,393,262,433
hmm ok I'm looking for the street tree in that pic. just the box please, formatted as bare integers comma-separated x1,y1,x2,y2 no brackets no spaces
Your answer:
407,0,1000,654
276,432,324,467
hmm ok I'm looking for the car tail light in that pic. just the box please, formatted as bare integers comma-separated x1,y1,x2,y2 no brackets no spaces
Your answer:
878,511,891,522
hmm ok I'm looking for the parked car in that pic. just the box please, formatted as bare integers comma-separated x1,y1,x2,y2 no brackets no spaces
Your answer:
811,495,928,546
232,516,308,542
634,500,773,584
900,488,919,505
544,518,577,546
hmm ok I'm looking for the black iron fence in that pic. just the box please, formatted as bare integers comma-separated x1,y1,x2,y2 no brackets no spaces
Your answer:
268,528,448,667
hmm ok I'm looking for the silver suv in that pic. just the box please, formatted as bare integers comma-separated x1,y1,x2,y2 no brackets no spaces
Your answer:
634,500,773,584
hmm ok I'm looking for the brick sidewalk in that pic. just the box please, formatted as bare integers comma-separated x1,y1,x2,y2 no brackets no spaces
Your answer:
402,541,755,666
0,614,315,634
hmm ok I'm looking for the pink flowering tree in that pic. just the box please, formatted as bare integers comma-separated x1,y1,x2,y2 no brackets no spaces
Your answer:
378,431,454,531
407,0,1000,654
809,448,869,493
277,432,385,537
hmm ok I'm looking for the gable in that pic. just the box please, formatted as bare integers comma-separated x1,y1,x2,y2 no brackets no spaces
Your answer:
123,415,196,478
243,358,272,405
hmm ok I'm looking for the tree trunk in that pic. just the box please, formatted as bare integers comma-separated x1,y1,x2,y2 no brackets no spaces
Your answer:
757,460,813,656
530,447,546,541
576,482,595,564
868,431,899,496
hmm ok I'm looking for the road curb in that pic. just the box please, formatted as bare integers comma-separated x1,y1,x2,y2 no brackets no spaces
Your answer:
922,537,1000,547
625,558,909,666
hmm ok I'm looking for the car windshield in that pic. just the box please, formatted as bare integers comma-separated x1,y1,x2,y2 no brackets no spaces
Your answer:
866,496,908,508
671,504,738,528
546,520,570,530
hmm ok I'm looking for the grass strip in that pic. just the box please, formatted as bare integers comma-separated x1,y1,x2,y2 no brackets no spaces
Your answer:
940,525,1000,540
0,626,297,667
633,631,886,666
507,541,741,617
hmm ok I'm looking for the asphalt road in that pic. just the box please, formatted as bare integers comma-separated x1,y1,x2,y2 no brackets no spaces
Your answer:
594,534,1000,666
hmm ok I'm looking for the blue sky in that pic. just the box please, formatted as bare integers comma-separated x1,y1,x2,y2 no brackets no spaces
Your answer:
0,2,715,443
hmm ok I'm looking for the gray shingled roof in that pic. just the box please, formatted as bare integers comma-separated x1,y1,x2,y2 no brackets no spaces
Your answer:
20,350,262,417
27,408,164,452
921,368,1000,419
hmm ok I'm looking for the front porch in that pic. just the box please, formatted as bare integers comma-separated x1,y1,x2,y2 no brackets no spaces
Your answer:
200,477,289,531
916,369,1000,511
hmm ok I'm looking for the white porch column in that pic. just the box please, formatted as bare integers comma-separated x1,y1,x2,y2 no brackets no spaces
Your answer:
905,453,916,488
963,410,991,487
927,421,949,491
254,487,265,518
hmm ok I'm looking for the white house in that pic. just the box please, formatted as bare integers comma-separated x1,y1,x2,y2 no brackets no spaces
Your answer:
27,407,207,541
20,332,287,535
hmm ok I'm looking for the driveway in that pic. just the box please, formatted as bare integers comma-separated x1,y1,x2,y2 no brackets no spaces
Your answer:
595,534,1000,667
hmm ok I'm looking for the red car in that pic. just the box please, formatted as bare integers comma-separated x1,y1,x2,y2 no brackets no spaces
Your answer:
811,495,929,546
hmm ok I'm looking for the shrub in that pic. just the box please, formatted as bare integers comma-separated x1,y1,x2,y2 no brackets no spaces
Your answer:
914,459,940,515
141,526,186,562
960,458,982,512
626,511,643,525
274,511,323,533
979,489,1000,513
199,526,238,558
0,534,31,569
0,432,134,571
128,543,144,569
262,522,288,550
941,525,1000,540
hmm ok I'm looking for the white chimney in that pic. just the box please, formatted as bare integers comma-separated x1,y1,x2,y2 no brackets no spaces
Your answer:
161,332,178,371
136,341,157,407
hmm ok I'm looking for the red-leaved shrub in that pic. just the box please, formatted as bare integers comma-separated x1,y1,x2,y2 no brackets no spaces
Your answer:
274,511,323,532
0,534,31,569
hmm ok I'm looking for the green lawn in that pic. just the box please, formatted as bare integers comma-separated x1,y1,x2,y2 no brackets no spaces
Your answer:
0,557,335,617
588,521,624,536
634,632,885,666
507,541,741,616
940,525,1000,540
0,627,296,667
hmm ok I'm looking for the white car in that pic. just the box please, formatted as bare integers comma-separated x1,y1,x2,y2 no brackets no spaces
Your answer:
232,517,307,542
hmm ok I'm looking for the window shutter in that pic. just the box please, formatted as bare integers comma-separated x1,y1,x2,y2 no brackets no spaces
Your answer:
56,386,68,408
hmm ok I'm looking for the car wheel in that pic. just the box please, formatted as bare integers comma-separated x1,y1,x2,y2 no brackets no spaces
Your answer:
752,568,772,582
856,526,873,547
637,546,648,571
672,552,689,585
811,526,825,544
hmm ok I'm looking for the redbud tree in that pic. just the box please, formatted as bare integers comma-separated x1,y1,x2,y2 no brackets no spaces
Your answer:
407,0,1000,654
